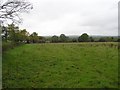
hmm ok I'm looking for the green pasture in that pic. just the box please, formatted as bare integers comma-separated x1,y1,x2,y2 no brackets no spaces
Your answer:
2,42,118,88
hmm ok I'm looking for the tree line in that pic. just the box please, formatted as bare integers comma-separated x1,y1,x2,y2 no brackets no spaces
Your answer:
2,23,119,44
51,33,119,43
2,23,44,43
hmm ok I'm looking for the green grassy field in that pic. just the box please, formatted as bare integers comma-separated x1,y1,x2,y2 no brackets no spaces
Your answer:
2,42,118,88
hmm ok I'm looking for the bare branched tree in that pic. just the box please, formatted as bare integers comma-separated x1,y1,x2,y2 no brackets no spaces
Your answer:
0,0,33,24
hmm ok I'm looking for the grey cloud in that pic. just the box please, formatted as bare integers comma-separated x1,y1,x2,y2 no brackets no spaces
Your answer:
19,0,119,36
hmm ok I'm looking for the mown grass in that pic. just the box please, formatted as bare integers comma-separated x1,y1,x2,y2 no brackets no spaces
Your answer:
2,42,118,88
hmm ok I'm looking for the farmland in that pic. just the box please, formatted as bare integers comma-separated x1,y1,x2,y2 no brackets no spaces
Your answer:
2,42,118,88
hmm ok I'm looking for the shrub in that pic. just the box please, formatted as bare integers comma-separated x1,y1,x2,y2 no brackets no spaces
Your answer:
2,41,24,52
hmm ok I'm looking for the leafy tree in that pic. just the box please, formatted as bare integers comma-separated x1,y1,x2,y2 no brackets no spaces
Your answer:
78,33,89,42
38,36,45,43
14,29,21,42
20,29,29,42
3,23,30,43
60,34,68,42
98,37,106,42
7,23,19,42
51,35,59,43
105,37,114,42
30,32,39,43
72,38,78,42
89,37,94,42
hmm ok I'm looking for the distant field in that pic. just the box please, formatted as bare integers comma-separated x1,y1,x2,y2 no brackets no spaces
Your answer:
2,42,118,88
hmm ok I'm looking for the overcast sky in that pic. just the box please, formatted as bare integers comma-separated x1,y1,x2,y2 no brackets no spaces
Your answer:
19,0,119,36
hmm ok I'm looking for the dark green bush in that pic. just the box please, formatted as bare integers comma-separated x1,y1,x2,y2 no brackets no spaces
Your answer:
2,41,24,52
